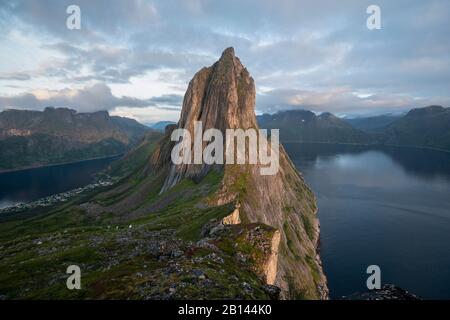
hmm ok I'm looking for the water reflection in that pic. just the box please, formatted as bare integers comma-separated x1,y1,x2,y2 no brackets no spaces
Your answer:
284,143,450,299
0,156,119,209
285,143,450,181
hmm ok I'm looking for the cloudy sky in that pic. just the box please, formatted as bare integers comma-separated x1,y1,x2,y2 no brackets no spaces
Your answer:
0,0,449,123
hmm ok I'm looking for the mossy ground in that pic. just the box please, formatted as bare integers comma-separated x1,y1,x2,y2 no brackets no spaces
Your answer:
0,165,273,299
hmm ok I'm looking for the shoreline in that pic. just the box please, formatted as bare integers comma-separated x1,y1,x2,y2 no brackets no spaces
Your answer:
0,176,117,214
0,153,124,174
280,141,450,154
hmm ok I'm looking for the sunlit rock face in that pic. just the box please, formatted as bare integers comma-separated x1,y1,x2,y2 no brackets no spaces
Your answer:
159,47,257,192
152,47,328,299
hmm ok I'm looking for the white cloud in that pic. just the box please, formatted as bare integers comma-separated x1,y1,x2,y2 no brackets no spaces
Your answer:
257,87,450,116
0,83,183,117
111,106,180,124
0,0,449,121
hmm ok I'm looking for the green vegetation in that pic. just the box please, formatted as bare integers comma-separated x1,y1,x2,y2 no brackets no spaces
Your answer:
0,167,274,299
301,214,314,241
282,221,300,260
305,254,321,284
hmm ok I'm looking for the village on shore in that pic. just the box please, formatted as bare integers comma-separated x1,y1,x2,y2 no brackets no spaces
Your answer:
0,177,116,214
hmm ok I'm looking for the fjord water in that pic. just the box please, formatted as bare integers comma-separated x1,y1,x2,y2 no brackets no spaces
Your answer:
285,143,450,299
0,156,119,209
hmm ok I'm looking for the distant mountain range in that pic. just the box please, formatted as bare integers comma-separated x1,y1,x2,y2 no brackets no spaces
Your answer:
344,114,402,133
379,106,450,151
0,107,151,171
257,110,370,144
257,105,450,152
149,121,176,132
2,104,448,171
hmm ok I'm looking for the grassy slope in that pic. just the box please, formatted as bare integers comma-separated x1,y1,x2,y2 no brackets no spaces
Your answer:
0,134,275,299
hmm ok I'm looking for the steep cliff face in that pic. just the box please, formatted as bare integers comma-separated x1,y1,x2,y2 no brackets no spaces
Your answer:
152,47,328,299
159,47,257,192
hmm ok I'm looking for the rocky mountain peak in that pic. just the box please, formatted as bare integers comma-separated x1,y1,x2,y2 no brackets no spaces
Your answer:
159,47,257,190
151,48,328,299
178,47,256,134
220,46,236,59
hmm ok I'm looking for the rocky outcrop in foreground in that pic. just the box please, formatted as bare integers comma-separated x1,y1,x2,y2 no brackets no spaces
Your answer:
342,285,421,300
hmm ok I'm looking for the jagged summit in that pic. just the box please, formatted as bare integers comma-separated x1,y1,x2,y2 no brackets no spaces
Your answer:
221,46,236,58
216,47,241,68
159,47,257,191
149,48,328,298
178,46,256,132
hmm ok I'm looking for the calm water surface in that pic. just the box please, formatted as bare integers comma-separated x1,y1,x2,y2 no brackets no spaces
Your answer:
285,143,450,299
0,156,119,209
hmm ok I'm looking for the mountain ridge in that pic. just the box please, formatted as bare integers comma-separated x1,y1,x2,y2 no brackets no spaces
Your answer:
0,107,151,170
256,106,450,151
149,121,176,132
344,114,402,133
380,105,450,151
257,109,370,144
